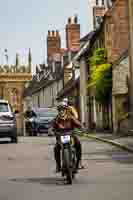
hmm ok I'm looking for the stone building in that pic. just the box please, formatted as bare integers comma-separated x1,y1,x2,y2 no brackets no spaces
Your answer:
112,50,129,133
0,50,32,135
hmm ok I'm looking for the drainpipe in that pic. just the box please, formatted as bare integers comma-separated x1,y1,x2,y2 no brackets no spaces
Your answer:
128,0,133,130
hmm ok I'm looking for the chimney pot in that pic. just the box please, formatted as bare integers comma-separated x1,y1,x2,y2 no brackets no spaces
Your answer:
68,17,71,24
48,30,50,36
56,30,59,36
52,30,55,36
74,15,78,24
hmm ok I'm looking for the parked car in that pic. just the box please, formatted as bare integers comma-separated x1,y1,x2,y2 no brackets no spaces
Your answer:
0,100,18,143
34,107,58,134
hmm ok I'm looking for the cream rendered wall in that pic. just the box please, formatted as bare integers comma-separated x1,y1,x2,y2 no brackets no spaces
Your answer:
31,79,63,108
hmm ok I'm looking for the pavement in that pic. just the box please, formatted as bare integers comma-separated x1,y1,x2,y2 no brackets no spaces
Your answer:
79,131,133,153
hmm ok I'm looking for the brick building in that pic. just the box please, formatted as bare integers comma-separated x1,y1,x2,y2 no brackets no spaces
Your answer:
104,0,129,133
104,0,128,62
84,0,129,132
93,0,128,61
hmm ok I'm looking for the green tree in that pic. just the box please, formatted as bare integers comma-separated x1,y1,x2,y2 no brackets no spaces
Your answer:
88,48,112,105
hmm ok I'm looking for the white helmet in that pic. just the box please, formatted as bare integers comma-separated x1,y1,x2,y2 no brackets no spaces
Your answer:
63,98,68,105
57,101,67,110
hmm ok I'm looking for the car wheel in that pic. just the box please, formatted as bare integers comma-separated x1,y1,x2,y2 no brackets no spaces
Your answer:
11,137,18,143
33,132,37,136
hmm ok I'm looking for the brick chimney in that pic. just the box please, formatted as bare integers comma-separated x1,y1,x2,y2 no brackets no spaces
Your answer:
93,0,106,29
47,30,61,63
66,16,80,51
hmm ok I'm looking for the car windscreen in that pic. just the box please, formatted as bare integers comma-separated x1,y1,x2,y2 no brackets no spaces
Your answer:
0,103,9,112
36,109,57,118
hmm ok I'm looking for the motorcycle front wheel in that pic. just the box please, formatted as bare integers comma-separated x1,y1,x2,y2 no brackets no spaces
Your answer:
63,148,72,184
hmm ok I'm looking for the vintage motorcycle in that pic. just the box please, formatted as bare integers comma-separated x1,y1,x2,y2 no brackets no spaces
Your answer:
25,117,37,136
57,129,77,184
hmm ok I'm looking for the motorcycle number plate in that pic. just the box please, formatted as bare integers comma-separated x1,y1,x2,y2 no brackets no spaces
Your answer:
61,135,70,144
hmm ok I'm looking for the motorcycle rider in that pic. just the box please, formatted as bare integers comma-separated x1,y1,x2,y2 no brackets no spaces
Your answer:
52,101,82,172
24,106,37,136
24,106,37,118
62,98,84,169
63,98,78,119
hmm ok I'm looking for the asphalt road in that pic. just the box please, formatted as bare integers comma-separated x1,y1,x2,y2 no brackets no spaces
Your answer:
0,136,133,200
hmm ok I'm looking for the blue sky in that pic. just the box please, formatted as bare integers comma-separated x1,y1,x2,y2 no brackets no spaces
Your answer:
0,0,94,69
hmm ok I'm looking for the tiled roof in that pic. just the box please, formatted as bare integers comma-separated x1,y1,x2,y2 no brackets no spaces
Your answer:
57,77,80,99
80,31,96,42
23,70,64,97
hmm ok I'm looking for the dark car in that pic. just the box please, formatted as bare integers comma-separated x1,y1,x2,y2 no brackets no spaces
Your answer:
34,107,57,134
0,100,18,143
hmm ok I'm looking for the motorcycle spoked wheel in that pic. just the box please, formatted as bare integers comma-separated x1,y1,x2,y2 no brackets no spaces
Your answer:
62,148,72,184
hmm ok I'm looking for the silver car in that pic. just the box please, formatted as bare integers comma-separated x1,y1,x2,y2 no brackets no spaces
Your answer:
34,107,58,134
0,100,18,143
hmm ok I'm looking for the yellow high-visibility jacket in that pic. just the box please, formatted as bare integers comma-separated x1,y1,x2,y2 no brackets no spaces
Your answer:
68,105,79,119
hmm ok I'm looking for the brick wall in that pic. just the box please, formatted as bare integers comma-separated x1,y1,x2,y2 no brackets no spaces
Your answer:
93,6,106,29
47,30,61,62
104,0,128,62
66,16,80,51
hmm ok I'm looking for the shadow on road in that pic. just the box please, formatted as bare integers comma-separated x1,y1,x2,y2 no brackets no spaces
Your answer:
11,177,70,186
11,176,88,186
